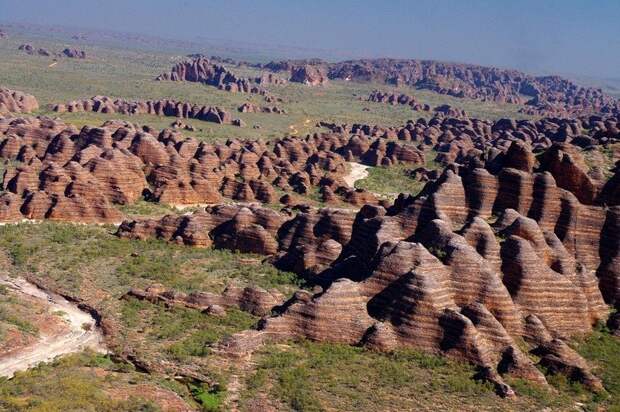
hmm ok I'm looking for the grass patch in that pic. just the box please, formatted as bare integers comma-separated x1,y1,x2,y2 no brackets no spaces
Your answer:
0,351,175,411
571,324,620,411
0,222,301,297
240,341,544,412
190,382,226,412
354,153,441,199
113,293,258,367
116,200,178,219
0,290,42,345
0,307,39,336
241,338,620,411
355,164,424,198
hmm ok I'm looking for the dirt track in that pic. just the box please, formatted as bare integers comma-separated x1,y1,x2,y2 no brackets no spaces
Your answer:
0,276,106,378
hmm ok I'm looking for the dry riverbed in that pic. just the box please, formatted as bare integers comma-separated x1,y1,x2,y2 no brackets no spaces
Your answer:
0,276,107,378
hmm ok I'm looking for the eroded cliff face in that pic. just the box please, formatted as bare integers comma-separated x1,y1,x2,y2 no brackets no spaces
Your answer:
116,137,619,396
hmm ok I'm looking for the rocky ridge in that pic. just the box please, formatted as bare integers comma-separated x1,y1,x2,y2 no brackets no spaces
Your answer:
51,96,242,126
2,108,615,223
261,58,619,116
367,90,431,112
289,64,328,86
156,57,272,96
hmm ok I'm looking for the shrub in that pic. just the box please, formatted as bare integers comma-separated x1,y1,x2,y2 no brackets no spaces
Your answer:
190,383,225,412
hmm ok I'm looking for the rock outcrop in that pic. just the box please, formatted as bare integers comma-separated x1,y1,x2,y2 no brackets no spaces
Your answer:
0,88,39,114
52,96,241,126
18,44,52,56
61,48,87,59
18,44,87,59
125,283,286,317
367,90,431,112
290,65,328,86
238,103,286,114
156,57,270,96
434,104,467,118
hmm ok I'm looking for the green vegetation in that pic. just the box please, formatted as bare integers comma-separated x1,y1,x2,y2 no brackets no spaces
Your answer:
0,222,301,297
190,382,226,412
0,351,176,411
239,335,620,411
120,296,257,364
583,143,619,179
115,200,180,219
355,164,425,198
0,307,38,336
571,324,620,411
427,245,448,260
355,156,440,199
241,341,549,411
0,290,40,344
0,221,298,377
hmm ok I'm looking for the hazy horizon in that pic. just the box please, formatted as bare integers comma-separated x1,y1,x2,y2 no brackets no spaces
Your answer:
1,0,619,79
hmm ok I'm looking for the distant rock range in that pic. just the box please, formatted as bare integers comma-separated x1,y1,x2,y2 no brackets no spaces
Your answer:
250,58,619,116
156,58,283,97
157,57,328,92
174,54,618,115
18,44,87,59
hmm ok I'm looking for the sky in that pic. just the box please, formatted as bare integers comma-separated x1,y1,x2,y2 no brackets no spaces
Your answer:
1,0,619,78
